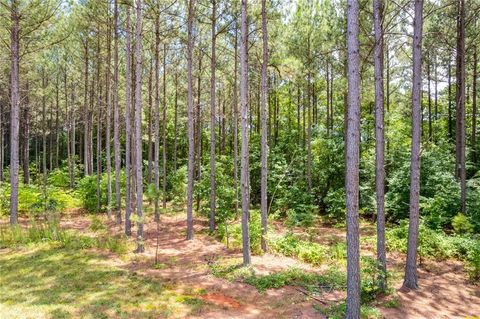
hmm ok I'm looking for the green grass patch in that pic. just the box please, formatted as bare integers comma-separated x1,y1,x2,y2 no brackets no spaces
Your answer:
0,247,203,319
315,302,382,319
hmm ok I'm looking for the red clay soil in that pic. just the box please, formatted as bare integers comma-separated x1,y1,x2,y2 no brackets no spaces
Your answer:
57,212,479,319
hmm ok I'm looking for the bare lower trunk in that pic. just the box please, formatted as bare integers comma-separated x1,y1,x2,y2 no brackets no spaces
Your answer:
403,0,424,291
209,0,217,232
373,0,387,292
125,5,133,236
113,0,122,224
345,0,361,317
240,0,251,265
153,15,160,222
260,0,268,252
134,0,144,253
186,0,196,240
455,0,466,214
9,0,20,224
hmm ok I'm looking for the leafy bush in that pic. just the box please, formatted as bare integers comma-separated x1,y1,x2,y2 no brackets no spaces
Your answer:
217,210,263,254
244,267,346,293
386,220,480,281
451,213,474,234
268,232,328,266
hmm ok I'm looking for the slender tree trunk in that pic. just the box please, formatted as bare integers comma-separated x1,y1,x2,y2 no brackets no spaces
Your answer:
448,60,453,140
106,17,113,219
95,34,103,213
373,0,387,292
9,0,20,224
186,0,196,240
125,5,133,236
240,0,251,265
473,47,478,165
113,0,122,224
403,0,424,290
455,0,466,214
153,15,160,222
173,72,178,172
84,41,90,176
427,56,432,141
345,0,361,317
55,75,60,169
260,0,268,252
162,43,168,217
147,58,153,185
209,0,217,232
134,0,145,253
22,82,30,185
233,23,239,219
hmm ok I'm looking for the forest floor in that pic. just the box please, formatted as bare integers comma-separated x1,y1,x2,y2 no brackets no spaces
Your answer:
1,209,479,319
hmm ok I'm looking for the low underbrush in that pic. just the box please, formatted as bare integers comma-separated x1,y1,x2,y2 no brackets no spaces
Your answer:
0,219,129,255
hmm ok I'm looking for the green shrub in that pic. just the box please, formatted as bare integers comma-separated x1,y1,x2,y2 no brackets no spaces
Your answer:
243,267,346,293
451,213,474,234
268,232,328,266
218,210,263,254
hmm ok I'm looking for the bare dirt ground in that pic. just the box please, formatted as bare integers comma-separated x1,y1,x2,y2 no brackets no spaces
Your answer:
53,211,480,318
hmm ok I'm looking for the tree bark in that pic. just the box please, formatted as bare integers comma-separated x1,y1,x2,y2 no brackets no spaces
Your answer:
106,15,113,219
186,0,196,240
153,14,161,222
134,0,145,253
403,0,424,291
209,0,217,232
473,47,478,165
125,4,133,236
345,0,361,317
373,0,387,292
240,0,251,265
113,0,122,224
10,0,20,224
455,0,466,214
260,0,268,252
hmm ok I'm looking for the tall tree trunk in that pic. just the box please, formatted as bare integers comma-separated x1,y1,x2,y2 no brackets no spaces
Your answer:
125,4,133,236
345,0,361,317
455,0,466,214
9,0,20,224
473,47,478,165
162,43,168,218
113,0,122,224
427,55,432,141
260,0,268,252
403,0,424,290
240,0,251,265
209,0,217,232
186,0,196,240
448,60,453,140
153,14,160,222
373,0,387,292
233,23,239,219
55,74,60,169
134,0,144,253
22,82,30,185
147,58,153,185
84,41,90,176
95,34,102,213
106,16,113,219
173,72,178,172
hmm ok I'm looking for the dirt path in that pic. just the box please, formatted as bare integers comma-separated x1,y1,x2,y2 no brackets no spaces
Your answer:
64,213,328,319
58,212,480,319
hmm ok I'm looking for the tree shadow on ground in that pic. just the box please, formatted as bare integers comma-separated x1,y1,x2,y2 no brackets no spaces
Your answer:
0,246,203,319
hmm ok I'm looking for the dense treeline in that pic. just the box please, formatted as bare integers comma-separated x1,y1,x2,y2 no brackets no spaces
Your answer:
1,0,480,317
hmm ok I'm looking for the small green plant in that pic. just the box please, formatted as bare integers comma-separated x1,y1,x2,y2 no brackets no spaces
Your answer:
268,232,328,266
451,213,474,234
